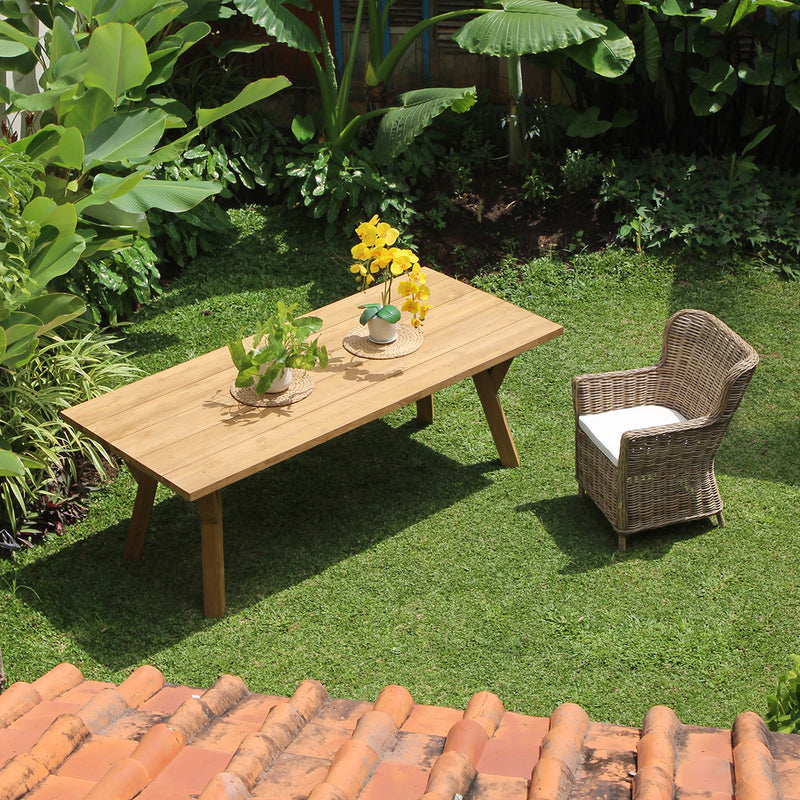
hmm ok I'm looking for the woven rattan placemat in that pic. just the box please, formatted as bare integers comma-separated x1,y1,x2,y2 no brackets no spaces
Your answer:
342,323,423,360
230,371,313,407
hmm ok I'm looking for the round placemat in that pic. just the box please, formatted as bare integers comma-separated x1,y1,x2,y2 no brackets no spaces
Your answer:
343,323,424,359
230,371,314,407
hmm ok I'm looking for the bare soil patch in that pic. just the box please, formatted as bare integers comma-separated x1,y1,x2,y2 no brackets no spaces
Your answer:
414,169,617,280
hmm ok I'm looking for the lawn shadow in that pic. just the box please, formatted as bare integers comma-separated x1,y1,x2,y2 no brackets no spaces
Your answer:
18,418,494,670
517,494,716,573
119,214,350,361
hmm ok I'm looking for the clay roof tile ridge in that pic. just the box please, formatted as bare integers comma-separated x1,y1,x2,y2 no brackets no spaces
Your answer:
31,664,83,701
633,705,681,800
0,665,164,800
732,711,780,800
307,684,417,800
168,673,249,742
421,690,505,800
198,679,330,800
0,663,84,728
528,702,591,800
0,753,49,800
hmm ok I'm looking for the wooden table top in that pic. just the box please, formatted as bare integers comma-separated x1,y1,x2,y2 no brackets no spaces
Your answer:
62,270,562,501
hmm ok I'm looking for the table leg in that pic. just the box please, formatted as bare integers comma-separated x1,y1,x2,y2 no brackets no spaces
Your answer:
198,491,225,618
472,359,520,468
416,395,434,425
124,464,158,562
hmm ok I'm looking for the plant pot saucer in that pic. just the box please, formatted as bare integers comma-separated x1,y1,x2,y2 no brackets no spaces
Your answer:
343,323,423,359
230,371,314,407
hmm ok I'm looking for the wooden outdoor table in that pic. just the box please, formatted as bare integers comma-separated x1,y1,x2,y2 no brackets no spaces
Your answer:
62,269,562,616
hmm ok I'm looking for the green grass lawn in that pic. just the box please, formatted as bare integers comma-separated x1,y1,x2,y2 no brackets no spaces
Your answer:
2,205,798,729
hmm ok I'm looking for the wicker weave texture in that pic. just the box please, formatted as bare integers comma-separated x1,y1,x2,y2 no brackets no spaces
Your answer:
573,309,759,548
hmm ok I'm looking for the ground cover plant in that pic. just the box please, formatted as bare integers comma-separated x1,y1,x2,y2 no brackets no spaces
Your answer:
0,204,798,729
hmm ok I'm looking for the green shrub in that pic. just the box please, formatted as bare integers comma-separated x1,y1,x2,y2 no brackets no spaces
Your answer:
599,153,800,277
282,145,417,236
0,322,140,537
765,655,800,734
560,149,605,194
55,239,162,326
148,144,238,270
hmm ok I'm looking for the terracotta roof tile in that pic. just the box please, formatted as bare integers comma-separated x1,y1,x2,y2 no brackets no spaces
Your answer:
3,663,800,800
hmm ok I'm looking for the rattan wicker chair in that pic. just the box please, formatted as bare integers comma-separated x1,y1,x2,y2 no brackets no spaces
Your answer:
573,309,759,550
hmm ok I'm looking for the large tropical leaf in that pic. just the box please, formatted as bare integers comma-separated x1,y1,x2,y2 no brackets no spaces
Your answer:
0,39,29,58
48,49,89,90
95,0,166,25
61,88,116,134
641,8,662,82
786,79,800,112
5,88,64,113
1,311,41,368
129,22,212,96
84,22,151,104
0,19,40,58
24,293,86,335
135,1,186,42
689,86,729,115
28,234,86,285
108,178,222,213
373,87,477,162
13,124,84,170
50,15,80,63
234,0,320,52
83,108,167,169
560,19,635,77
566,105,612,136
80,203,149,236
0,448,25,479
704,0,797,32
453,0,609,57
196,76,292,128
74,172,146,212
22,197,78,235
689,60,737,93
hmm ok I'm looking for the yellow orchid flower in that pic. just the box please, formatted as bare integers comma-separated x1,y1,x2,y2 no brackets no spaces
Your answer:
351,242,372,260
376,222,400,245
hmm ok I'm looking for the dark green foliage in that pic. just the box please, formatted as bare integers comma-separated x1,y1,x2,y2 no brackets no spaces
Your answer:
551,0,800,167
766,656,800,733
159,56,288,197
282,145,417,236
598,153,800,276
54,239,162,326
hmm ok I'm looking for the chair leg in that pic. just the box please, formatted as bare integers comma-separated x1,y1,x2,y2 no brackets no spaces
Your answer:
577,481,585,498
716,511,725,527
617,533,627,552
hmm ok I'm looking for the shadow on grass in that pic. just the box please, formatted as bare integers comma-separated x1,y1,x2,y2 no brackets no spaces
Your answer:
125,210,349,358
18,418,494,669
518,494,716,573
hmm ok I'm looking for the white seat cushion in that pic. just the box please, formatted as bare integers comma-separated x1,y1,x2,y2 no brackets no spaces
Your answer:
578,405,687,466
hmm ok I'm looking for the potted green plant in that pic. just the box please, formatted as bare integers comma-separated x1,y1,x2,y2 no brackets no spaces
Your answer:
349,215,432,343
228,301,328,394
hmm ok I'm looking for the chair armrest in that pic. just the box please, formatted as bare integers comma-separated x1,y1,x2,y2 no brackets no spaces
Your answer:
572,365,660,417
619,416,723,473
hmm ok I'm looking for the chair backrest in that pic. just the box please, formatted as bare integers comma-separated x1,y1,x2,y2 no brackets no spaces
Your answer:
655,309,759,421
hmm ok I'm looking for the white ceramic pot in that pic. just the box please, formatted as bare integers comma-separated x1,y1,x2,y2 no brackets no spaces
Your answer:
256,364,292,393
367,316,398,344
